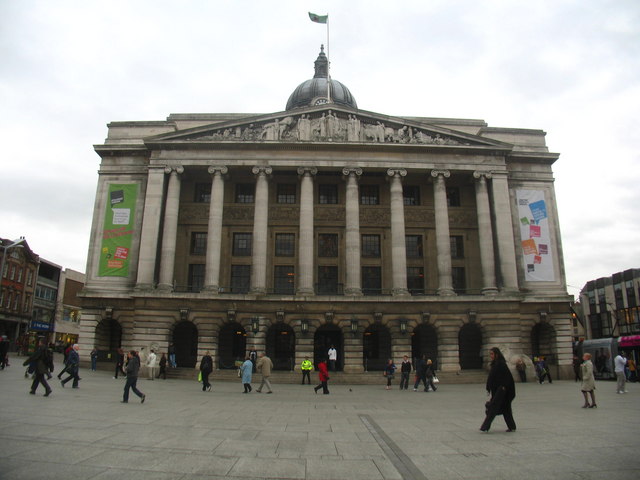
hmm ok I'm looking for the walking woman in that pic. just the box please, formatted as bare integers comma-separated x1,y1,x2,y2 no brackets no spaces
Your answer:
480,347,516,433
240,354,253,393
580,352,597,408
200,351,213,392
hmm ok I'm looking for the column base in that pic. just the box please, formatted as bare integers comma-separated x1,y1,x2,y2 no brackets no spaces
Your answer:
437,288,457,296
201,285,220,294
481,287,499,296
344,288,362,296
250,287,267,295
296,288,315,296
134,283,155,292
156,283,173,292
392,288,410,297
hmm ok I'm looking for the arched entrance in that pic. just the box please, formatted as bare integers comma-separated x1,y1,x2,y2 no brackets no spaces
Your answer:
363,323,391,372
173,321,198,368
531,323,556,365
459,323,483,369
266,322,295,371
94,319,122,359
411,323,438,368
218,322,247,369
314,324,343,371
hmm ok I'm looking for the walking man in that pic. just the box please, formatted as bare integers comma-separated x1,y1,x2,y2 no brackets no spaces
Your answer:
122,350,146,403
328,345,337,372
614,351,628,394
146,349,157,380
301,356,313,385
23,339,53,396
256,352,274,393
60,344,81,389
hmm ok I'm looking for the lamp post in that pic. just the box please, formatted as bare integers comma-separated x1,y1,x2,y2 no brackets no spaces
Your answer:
0,238,26,340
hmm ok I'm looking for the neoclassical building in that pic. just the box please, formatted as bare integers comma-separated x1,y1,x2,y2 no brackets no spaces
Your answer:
79,48,574,377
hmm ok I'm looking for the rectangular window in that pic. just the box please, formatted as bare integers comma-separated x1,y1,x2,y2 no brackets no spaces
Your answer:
235,184,254,203
5,292,12,309
26,270,33,286
626,280,637,308
362,266,382,295
318,184,338,204
450,236,464,259
452,267,466,293
194,183,211,203
405,235,423,258
403,185,421,206
277,184,296,204
360,185,380,205
317,266,339,295
13,293,20,311
446,187,461,207
232,233,252,256
16,268,23,283
275,233,295,257
362,234,381,258
407,267,424,295
190,232,207,256
9,266,15,281
23,294,30,313
188,264,205,292
318,234,338,257
230,265,251,294
274,266,295,294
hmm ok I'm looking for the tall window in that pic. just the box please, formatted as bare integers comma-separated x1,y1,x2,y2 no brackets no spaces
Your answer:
403,185,421,206
277,184,296,204
318,184,338,204
626,280,637,308
360,185,380,205
274,266,295,294
406,235,423,258
361,234,381,258
446,187,460,207
235,184,254,203
190,232,207,255
194,183,211,203
407,267,424,295
317,266,339,295
362,266,382,295
318,234,338,257
450,236,464,259
452,267,466,293
233,233,252,256
188,264,205,292
26,269,33,286
230,265,250,294
275,233,295,257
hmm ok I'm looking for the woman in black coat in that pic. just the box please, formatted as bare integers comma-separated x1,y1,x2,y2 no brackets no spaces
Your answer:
480,347,516,432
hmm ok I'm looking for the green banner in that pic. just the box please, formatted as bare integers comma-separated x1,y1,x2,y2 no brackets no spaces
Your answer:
99,183,138,276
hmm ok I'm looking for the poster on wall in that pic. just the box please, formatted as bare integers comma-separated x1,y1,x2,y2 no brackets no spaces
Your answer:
516,189,555,282
99,183,138,276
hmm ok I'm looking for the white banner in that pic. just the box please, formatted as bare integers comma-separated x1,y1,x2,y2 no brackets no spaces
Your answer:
516,190,555,282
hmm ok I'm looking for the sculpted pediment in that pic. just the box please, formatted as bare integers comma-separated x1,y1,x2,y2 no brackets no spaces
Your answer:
146,105,507,148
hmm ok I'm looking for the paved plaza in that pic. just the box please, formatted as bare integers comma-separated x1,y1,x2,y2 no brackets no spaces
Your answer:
0,356,638,480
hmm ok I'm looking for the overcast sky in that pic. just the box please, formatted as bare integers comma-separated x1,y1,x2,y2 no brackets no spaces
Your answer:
1,0,638,298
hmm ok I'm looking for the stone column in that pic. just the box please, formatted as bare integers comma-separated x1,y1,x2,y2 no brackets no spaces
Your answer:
297,167,317,295
343,167,363,296
250,166,272,294
203,166,228,293
431,170,455,296
490,171,519,292
158,166,184,290
387,168,409,296
135,166,167,290
473,171,498,295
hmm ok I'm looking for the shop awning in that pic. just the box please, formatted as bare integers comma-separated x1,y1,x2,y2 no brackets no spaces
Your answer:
619,335,640,347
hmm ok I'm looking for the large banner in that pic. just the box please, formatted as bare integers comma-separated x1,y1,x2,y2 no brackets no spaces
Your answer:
99,183,138,277
516,189,555,282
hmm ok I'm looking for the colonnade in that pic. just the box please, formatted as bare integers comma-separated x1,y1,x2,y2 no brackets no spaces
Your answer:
134,165,519,295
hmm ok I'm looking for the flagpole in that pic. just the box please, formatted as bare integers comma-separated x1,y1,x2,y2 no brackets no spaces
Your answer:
326,16,331,104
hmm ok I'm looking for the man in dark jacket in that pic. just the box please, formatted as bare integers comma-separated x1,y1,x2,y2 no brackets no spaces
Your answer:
23,339,54,396
122,350,145,403
60,344,81,388
413,355,428,391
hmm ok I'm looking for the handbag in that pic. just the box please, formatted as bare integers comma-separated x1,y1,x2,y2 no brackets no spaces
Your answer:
433,376,439,383
197,371,202,382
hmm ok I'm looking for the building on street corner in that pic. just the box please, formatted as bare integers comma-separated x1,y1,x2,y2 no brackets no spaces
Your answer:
79,47,574,378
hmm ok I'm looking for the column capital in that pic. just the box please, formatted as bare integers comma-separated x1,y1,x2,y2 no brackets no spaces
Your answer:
252,166,273,176
208,165,228,175
342,167,363,177
387,168,407,178
430,169,450,178
164,166,184,175
473,170,493,180
297,166,318,176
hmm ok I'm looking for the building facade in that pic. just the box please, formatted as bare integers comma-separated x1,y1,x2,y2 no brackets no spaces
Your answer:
31,259,61,343
79,49,574,377
54,268,85,349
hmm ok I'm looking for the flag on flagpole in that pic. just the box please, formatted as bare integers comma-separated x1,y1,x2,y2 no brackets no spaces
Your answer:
309,12,328,24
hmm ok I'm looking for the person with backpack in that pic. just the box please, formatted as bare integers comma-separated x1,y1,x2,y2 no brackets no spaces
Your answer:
23,339,54,397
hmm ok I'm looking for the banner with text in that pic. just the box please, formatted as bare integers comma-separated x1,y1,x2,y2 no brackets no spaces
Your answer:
516,189,555,282
99,183,138,276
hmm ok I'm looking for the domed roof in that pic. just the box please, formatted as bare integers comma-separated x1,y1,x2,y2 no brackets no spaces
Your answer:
285,46,357,111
